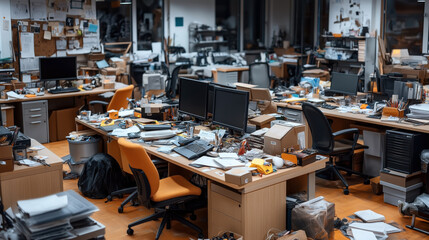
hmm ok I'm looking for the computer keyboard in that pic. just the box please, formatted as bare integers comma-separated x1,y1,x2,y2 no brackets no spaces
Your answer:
140,130,177,140
321,103,338,110
49,87,80,94
173,140,213,160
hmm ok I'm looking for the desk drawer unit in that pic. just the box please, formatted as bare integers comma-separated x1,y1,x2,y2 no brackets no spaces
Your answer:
278,108,303,123
17,101,49,143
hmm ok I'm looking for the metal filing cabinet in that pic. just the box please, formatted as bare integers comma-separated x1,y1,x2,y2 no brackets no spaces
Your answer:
17,100,49,143
278,107,304,123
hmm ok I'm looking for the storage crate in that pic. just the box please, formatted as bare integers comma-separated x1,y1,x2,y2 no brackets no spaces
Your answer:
380,180,422,206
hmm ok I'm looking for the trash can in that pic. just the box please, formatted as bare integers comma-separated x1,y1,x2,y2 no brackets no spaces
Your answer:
67,136,101,175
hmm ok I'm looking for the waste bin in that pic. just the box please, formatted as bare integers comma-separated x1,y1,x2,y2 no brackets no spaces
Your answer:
67,136,101,175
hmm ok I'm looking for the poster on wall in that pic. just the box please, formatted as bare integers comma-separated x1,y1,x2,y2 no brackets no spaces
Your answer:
11,0,30,19
329,0,371,35
30,0,48,21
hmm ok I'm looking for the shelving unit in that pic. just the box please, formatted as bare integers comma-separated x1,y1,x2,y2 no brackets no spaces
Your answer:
188,23,237,52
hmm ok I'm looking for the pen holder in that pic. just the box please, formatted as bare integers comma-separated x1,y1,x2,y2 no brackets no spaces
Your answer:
382,107,404,118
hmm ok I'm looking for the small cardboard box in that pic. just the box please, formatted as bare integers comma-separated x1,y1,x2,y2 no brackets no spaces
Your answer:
0,145,14,173
88,53,105,61
380,170,422,188
264,124,305,156
251,88,272,101
103,82,115,89
225,168,252,185
101,67,118,76
278,230,307,240
235,83,257,100
249,115,275,129
138,104,164,114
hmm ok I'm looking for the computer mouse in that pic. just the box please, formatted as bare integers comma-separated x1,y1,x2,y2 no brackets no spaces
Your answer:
207,151,219,157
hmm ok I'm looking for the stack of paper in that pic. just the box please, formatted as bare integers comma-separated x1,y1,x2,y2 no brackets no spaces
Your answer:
13,190,101,239
349,222,401,236
351,228,377,240
407,103,429,119
354,210,385,222
214,158,245,170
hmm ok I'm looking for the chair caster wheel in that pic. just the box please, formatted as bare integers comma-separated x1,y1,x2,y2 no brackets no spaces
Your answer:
106,195,112,202
190,213,197,221
118,207,123,213
198,233,204,238
343,189,349,195
127,228,134,235
364,179,370,185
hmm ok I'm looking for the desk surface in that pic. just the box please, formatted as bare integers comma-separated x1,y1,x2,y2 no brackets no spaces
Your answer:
277,102,429,134
75,118,326,193
0,82,129,104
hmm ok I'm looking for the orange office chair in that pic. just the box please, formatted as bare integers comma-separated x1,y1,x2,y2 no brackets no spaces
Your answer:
117,138,203,239
89,85,134,113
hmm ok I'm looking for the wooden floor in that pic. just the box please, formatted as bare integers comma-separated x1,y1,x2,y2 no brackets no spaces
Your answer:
44,140,429,240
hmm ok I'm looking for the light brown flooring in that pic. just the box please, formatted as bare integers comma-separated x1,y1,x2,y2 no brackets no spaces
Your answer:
44,140,429,240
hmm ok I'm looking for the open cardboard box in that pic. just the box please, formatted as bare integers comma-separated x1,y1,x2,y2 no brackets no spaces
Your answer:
264,124,305,155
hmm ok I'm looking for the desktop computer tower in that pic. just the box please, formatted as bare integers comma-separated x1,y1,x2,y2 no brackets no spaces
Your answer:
384,130,429,174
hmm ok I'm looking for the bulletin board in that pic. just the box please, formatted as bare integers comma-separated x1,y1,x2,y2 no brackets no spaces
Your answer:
10,0,98,80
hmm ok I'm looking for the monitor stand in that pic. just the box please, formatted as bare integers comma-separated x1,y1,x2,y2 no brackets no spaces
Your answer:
48,80,80,94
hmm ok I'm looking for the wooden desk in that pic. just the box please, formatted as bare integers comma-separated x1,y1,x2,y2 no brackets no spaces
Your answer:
276,102,429,134
75,118,326,240
212,66,249,83
0,139,63,208
0,82,128,104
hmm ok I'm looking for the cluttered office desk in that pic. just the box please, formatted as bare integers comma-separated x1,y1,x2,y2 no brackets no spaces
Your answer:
74,117,326,240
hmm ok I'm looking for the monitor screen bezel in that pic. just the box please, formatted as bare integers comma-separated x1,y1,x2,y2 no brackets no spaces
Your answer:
212,86,249,133
329,72,359,96
178,77,210,120
39,56,77,82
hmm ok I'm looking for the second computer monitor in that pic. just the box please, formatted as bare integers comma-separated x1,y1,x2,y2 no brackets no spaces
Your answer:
178,77,210,120
212,87,249,133
330,72,359,96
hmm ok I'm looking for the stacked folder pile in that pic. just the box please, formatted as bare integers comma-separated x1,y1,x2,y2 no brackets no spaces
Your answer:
406,103,429,119
247,128,267,149
13,190,103,240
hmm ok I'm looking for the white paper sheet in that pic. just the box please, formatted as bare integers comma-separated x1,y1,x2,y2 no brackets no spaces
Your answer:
56,39,67,50
11,0,30,19
22,74,31,83
17,194,68,217
20,57,39,72
43,31,51,40
351,228,377,240
30,0,47,21
20,33,35,58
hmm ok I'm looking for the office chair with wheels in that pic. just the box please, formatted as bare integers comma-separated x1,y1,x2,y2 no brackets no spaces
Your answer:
301,103,369,195
165,65,184,99
117,138,203,239
89,85,134,113
249,62,278,89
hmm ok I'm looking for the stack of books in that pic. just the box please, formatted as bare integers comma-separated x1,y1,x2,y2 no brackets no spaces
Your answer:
358,40,366,62
13,190,104,240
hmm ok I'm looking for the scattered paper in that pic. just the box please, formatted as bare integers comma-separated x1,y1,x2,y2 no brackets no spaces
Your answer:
110,125,140,137
17,194,68,217
354,210,385,222
218,152,239,159
2,20,9,31
351,228,377,240
20,33,35,58
17,159,41,167
349,222,400,235
214,158,245,169
23,74,31,83
56,39,67,50
191,156,222,168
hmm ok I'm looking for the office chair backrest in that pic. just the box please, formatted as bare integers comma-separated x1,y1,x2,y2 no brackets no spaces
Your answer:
249,62,270,88
118,138,160,199
301,103,334,154
161,62,170,78
166,65,183,99
107,85,134,111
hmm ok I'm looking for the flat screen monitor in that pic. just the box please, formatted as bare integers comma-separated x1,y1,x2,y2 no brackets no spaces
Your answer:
39,57,77,81
178,77,209,120
212,87,249,132
329,72,359,96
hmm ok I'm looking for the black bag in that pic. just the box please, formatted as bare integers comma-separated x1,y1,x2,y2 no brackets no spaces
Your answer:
78,153,127,199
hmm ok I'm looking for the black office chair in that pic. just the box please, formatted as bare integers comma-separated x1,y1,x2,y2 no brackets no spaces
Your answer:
165,65,184,99
249,62,278,89
302,103,369,195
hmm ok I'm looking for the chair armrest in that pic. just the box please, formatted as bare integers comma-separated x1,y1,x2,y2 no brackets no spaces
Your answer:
332,128,359,137
333,128,360,151
89,100,109,106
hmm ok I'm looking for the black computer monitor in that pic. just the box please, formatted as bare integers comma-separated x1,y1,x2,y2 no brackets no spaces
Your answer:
212,87,249,133
178,77,210,120
329,72,359,96
39,57,77,82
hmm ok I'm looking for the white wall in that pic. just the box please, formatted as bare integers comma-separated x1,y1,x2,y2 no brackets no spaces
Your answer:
164,0,215,52
0,0,12,58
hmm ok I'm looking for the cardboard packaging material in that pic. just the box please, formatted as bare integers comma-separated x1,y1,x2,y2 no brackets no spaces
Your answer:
136,104,164,114
225,168,252,185
103,82,115,89
49,107,79,142
380,170,422,188
235,83,257,99
257,101,277,114
249,115,275,129
278,230,307,240
101,67,118,76
264,124,305,156
250,88,272,101
0,145,14,173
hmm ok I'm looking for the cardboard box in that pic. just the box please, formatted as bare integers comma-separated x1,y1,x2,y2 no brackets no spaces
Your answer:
88,53,105,61
49,107,79,142
264,124,305,155
235,83,257,100
225,168,252,185
249,115,275,129
257,101,277,114
251,88,272,101
138,104,164,114
0,145,14,173
380,170,422,188
101,67,118,76
103,82,115,89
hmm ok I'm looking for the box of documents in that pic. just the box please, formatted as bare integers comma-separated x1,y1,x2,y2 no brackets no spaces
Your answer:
380,180,422,206
264,124,305,156
0,145,14,173
225,168,252,185
380,170,422,188
281,149,317,166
